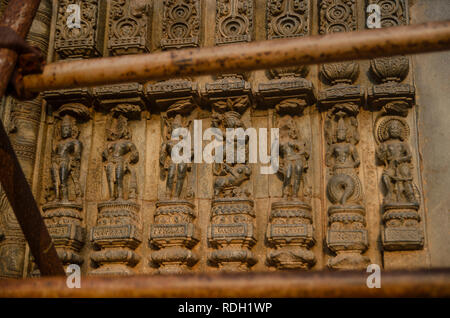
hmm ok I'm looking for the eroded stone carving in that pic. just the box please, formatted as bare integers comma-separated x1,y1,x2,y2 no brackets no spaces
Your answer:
324,103,370,269
267,102,315,270
42,104,90,267
90,104,142,275
0,0,52,278
108,0,151,55
149,99,199,274
55,0,106,59
319,0,363,108
161,0,200,49
375,102,423,251
207,96,257,271
367,0,414,108
215,0,253,45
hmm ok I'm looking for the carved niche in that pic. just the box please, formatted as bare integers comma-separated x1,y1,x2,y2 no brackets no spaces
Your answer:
55,0,106,59
375,102,423,251
149,99,200,274
41,103,90,267
207,96,257,272
161,0,201,50
90,104,143,275
324,103,370,269
266,99,315,270
108,0,152,55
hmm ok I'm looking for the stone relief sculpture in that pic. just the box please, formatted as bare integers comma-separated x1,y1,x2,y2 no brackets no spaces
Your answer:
161,0,200,49
324,103,370,269
0,0,433,278
108,0,151,55
207,96,257,272
54,0,106,59
266,99,315,270
375,102,423,251
90,104,142,275
41,103,90,268
103,111,140,201
149,99,199,274
215,0,253,45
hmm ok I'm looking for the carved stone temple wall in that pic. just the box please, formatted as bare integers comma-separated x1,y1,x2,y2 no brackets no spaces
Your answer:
0,0,449,277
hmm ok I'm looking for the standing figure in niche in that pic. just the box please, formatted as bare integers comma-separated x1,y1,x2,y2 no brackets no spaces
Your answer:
103,114,139,200
50,114,82,202
376,119,417,204
278,117,309,199
160,114,191,199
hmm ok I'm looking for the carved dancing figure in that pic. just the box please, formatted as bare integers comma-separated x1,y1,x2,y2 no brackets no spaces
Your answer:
50,115,82,202
103,114,139,200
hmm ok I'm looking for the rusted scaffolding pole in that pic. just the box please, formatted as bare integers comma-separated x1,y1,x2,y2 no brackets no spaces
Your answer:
0,269,449,298
21,20,450,95
0,0,65,276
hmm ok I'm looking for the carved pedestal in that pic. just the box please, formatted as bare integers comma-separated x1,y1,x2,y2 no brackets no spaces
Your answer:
90,200,142,276
382,203,424,251
327,205,369,269
266,201,315,270
208,198,256,272
42,202,85,266
149,200,199,274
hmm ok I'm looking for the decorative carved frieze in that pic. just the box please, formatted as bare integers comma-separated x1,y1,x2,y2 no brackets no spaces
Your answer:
149,99,199,273
266,108,316,270
319,0,363,108
258,0,315,108
324,103,370,269
108,0,152,55
161,0,201,50
55,0,106,59
375,102,423,251
90,105,142,275
215,0,254,46
367,0,413,107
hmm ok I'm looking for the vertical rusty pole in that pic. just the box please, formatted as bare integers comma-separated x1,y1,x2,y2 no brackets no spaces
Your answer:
0,0,65,276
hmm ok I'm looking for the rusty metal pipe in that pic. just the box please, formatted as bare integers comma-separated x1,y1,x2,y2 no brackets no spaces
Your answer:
22,20,450,94
0,269,449,298
0,0,65,276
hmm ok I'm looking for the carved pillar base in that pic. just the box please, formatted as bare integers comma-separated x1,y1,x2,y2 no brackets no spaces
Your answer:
266,201,315,270
382,203,424,251
208,198,256,272
149,200,199,274
42,202,85,266
90,200,142,276
327,205,370,270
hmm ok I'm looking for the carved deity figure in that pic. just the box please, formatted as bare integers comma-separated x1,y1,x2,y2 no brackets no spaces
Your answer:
325,124,360,171
212,109,251,198
50,114,82,202
103,114,139,200
160,114,191,199
277,117,309,199
376,119,417,204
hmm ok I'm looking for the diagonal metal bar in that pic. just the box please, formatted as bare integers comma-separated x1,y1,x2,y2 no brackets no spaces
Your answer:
0,0,65,276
